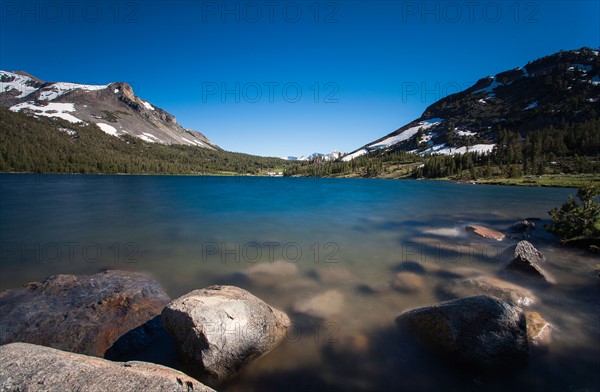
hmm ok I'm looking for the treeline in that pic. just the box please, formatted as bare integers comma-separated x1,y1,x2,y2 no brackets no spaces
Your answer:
284,150,421,178
416,118,600,179
0,108,288,175
286,117,600,180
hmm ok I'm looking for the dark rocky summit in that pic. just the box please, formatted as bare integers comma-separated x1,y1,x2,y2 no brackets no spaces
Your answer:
162,285,290,387
0,270,170,357
0,342,215,391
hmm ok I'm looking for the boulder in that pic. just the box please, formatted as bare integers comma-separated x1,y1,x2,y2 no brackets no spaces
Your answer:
104,315,179,369
391,272,424,293
0,342,214,392
0,270,170,357
292,289,345,320
161,285,290,386
507,219,537,239
396,295,529,368
506,241,554,283
514,240,545,264
525,311,551,347
438,275,537,306
466,224,505,241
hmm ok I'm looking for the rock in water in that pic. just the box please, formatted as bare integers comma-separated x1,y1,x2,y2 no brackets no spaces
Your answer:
396,295,529,369
514,240,545,264
0,342,215,392
438,275,537,306
525,311,552,347
506,240,554,283
466,224,505,241
391,272,424,293
0,270,171,357
161,285,290,386
292,289,345,319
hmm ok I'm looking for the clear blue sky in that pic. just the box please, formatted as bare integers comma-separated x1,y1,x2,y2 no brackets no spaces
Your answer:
1,1,598,157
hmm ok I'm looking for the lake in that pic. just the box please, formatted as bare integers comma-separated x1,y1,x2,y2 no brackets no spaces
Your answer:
0,174,598,391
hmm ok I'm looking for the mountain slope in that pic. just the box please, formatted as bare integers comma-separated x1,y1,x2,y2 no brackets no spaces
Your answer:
0,71,216,149
342,47,600,161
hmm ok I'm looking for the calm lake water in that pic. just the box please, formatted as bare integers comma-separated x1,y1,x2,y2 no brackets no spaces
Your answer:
1,174,598,391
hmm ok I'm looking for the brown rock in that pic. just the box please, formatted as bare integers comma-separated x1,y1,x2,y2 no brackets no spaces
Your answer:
525,311,551,347
0,270,170,357
0,342,214,392
466,224,505,241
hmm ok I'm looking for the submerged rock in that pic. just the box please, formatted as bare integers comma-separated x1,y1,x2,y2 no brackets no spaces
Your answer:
438,275,537,306
396,295,529,369
161,285,290,387
506,241,554,283
466,224,505,241
292,289,345,320
391,272,424,293
236,260,299,287
0,342,214,392
0,270,170,357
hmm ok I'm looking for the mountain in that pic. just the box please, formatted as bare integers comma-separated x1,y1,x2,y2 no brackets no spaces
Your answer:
286,150,344,161
0,70,216,149
342,47,600,161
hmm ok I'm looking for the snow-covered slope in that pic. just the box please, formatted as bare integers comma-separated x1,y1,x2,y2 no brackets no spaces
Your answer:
342,47,600,161
0,70,216,148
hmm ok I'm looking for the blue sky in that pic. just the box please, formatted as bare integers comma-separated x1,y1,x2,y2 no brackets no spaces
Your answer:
1,1,598,157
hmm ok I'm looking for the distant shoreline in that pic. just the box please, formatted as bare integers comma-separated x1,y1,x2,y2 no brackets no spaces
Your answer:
2,171,596,189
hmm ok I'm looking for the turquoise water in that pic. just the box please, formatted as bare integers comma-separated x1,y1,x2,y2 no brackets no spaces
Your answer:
1,174,598,391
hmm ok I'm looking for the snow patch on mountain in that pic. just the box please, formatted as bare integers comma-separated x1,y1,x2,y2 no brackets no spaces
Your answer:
96,123,119,136
142,101,155,111
1,71,39,98
417,143,496,156
10,102,82,123
38,82,108,101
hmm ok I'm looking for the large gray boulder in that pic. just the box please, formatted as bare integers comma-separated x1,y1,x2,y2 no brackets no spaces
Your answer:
161,285,290,386
0,270,171,357
396,295,529,368
0,342,214,392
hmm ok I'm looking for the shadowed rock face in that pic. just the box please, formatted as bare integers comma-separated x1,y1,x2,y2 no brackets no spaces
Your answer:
162,285,290,387
0,342,215,392
396,295,529,369
0,270,171,357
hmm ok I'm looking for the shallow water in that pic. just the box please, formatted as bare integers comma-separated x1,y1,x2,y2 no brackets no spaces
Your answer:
1,174,598,391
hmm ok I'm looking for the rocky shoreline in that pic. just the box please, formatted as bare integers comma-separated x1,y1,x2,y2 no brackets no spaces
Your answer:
0,238,581,391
